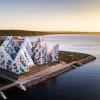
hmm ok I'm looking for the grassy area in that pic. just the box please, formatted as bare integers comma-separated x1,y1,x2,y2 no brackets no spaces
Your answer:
0,30,100,36
59,51,89,63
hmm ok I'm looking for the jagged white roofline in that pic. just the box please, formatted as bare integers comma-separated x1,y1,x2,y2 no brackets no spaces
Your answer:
47,44,59,54
1,36,19,52
0,47,13,61
14,43,35,66
0,47,13,70
23,37,33,57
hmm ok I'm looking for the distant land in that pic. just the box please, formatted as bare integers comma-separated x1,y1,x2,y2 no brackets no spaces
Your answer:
0,30,100,36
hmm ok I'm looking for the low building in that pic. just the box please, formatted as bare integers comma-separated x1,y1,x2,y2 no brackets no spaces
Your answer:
48,44,59,62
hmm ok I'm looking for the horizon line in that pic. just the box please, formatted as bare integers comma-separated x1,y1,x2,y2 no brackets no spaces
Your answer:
1,29,100,34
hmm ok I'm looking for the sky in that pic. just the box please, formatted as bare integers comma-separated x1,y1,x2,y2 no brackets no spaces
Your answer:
0,0,100,32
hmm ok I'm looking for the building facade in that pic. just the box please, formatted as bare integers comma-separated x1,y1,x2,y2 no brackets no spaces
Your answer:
0,36,59,74
32,38,49,65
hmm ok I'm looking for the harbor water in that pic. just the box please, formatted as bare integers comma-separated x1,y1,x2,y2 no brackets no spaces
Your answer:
5,34,100,100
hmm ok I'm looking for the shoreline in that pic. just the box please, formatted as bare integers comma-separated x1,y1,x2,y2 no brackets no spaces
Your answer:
0,30,100,36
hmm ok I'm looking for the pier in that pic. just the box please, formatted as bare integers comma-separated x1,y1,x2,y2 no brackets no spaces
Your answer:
0,51,96,99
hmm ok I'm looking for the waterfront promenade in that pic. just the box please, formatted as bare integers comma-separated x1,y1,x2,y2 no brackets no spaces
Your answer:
0,54,96,99
0,61,77,99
